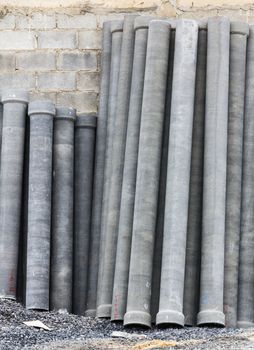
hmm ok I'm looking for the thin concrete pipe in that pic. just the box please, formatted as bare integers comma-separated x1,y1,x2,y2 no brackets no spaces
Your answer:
97,20,123,318
237,25,254,329
111,16,152,322
73,114,97,315
86,21,112,317
124,19,171,328
183,21,207,327
50,107,76,312
26,100,55,310
224,22,249,328
198,17,230,327
150,23,175,324
156,19,198,328
97,15,136,318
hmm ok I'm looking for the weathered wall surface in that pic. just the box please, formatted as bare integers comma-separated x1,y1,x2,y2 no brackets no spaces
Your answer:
0,0,251,113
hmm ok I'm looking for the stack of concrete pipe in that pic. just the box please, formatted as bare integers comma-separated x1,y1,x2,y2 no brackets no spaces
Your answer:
0,95,97,313
0,14,253,330
92,15,253,329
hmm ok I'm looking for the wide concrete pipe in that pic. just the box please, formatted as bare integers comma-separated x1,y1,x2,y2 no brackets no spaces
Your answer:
73,114,96,315
224,22,249,328
156,19,198,328
26,100,55,310
197,17,230,327
85,21,112,317
97,20,123,318
50,107,76,312
0,91,28,299
237,25,254,329
183,22,207,327
150,25,175,324
111,16,152,322
124,20,171,328
97,15,136,319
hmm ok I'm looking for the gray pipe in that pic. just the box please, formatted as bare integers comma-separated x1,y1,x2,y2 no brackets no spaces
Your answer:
85,21,112,317
224,22,249,328
151,25,175,324
97,20,123,318
197,17,230,327
156,19,198,328
237,25,254,329
50,107,76,312
124,20,171,328
111,16,152,322
73,114,96,315
0,91,28,299
183,23,207,327
26,100,55,310
97,15,136,319
0,103,3,165
17,115,30,304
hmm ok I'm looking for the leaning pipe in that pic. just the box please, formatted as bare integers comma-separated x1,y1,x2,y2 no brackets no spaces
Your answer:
26,100,55,310
73,114,96,315
156,19,198,328
111,16,153,322
97,15,136,319
97,20,123,318
124,19,171,328
183,21,207,327
50,107,76,312
150,23,175,323
85,21,112,317
197,17,230,327
0,91,28,299
224,22,249,328
237,25,254,329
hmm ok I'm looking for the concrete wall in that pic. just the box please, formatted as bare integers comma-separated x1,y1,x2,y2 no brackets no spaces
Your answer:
0,1,251,113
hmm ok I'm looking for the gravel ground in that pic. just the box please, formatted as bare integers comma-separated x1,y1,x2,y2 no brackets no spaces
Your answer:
0,299,252,349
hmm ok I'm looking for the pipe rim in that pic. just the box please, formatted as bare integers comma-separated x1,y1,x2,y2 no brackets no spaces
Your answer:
55,106,76,121
230,21,249,36
28,100,55,117
2,90,29,104
75,113,97,128
111,20,124,33
156,309,185,327
197,309,225,327
124,310,151,328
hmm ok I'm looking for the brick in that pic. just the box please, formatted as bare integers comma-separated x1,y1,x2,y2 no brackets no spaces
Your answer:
0,52,15,70
29,91,57,103
78,30,102,49
16,52,56,71
38,71,76,91
0,72,35,91
58,51,97,71
97,13,125,28
77,72,100,92
38,31,77,49
56,91,97,113
0,14,15,29
216,9,248,21
57,14,96,29
16,13,56,29
0,31,35,50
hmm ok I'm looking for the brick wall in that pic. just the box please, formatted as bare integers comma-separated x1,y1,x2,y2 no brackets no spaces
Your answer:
0,1,252,113
0,12,103,113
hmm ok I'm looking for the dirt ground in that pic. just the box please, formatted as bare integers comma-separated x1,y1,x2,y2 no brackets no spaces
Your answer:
1,299,254,350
